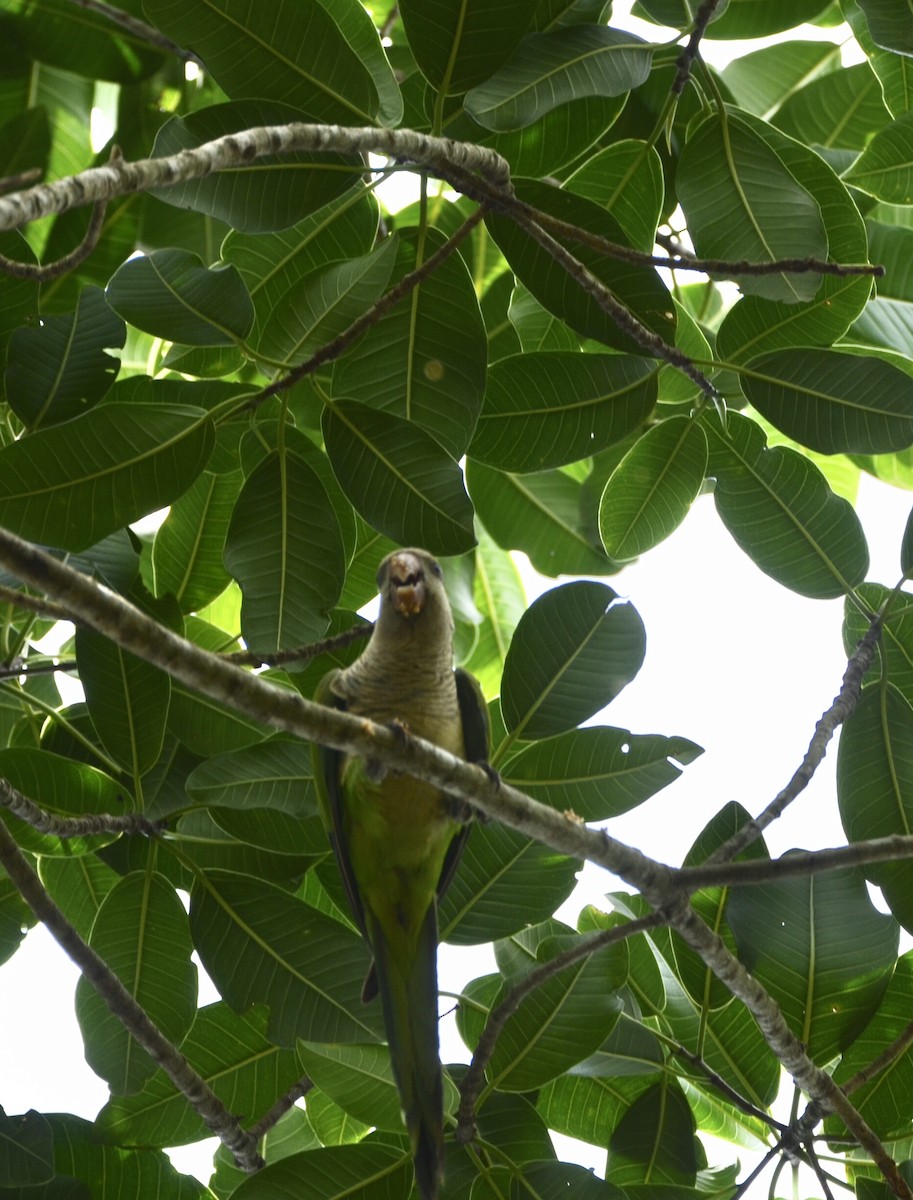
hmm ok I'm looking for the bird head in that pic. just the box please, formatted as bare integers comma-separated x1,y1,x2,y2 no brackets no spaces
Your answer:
375,548,453,638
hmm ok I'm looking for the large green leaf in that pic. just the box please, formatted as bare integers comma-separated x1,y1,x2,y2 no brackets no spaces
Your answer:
463,529,527,698
5,287,125,429
38,854,120,942
0,1110,54,1186
75,873,197,1094
0,402,213,551
107,250,253,346
469,352,657,472
500,581,646,741
229,1144,411,1200
466,460,615,577
152,468,241,613
190,870,385,1045
330,227,487,460
257,236,397,368
483,935,627,1092
438,821,580,945
486,179,676,354
96,1002,305,1147
223,450,345,653
185,735,316,817
857,0,913,57
296,1042,404,1133
223,188,378,347
142,0,378,124
75,624,171,777
677,111,828,303
721,40,841,119
150,101,362,233
715,110,872,362
705,411,869,598
502,726,702,819
464,26,652,131
607,1078,699,1188
565,139,665,252
398,0,534,92
773,62,890,150
599,416,708,561
322,400,475,556
728,863,898,1062
741,347,913,454
845,110,913,203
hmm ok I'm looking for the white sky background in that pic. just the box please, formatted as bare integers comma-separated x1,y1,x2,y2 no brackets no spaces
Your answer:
0,1,906,1193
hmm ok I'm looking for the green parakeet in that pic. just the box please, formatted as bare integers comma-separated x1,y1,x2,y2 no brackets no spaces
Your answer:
313,548,489,1200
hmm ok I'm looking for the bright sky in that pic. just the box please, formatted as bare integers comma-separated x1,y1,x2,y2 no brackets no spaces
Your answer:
2,1,905,1193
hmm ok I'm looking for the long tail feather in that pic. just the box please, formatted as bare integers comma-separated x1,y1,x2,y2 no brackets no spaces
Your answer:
366,903,444,1200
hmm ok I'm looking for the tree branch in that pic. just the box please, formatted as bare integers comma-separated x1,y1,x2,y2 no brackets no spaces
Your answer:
0,777,161,838
673,0,724,96
0,817,262,1170
677,835,913,890
0,525,902,1194
63,0,200,62
0,126,510,233
246,1076,314,1142
223,622,372,668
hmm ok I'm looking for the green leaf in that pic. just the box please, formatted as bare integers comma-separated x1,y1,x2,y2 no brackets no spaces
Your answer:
463,529,527,697
487,180,676,353
330,227,487,460
599,417,708,561
223,188,379,346
0,402,213,551
152,468,241,612
721,40,841,119
296,1042,404,1133
741,347,913,454
466,459,615,577
0,1110,55,1186
705,411,869,599
830,954,913,1140
837,681,913,930
0,748,127,856
223,450,345,654
150,101,362,233
773,62,890,150
75,625,170,777
464,26,652,132
5,286,125,429
469,352,657,472
607,1078,699,1188
322,400,475,556
503,727,703,820
702,0,831,39
257,236,397,368
845,110,913,203
142,0,378,124
677,111,828,303
438,822,580,945
727,862,898,1062
190,870,385,1046
565,139,665,252
229,1144,411,1200
96,1002,305,1147
314,0,402,127
484,934,627,1092
185,735,316,816
38,854,120,941
715,109,872,362
106,250,254,346
500,581,646,741
398,0,534,92
75,873,197,1094
857,0,913,55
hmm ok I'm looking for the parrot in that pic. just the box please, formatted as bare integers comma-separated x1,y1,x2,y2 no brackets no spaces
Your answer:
313,547,490,1200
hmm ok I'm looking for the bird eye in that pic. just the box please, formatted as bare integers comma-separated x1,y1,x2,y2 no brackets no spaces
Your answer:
430,560,443,578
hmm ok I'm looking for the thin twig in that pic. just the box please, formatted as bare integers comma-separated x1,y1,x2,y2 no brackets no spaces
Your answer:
842,1017,913,1096
705,612,882,866
0,168,42,196
677,835,913,890
672,1042,788,1134
63,0,201,62
0,777,160,838
223,622,372,667
253,206,486,403
0,818,263,1170
0,660,80,680
247,1076,314,1142
0,583,77,624
673,0,725,96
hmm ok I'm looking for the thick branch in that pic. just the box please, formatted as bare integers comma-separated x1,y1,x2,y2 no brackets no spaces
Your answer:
0,126,510,233
678,835,913,890
0,818,262,1170
0,525,899,1190
0,777,161,837
673,0,725,95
